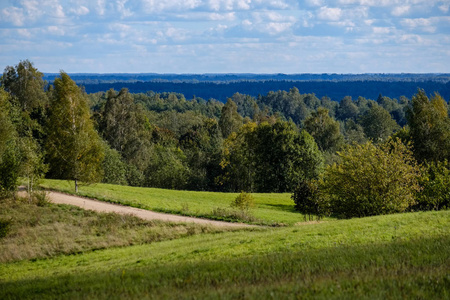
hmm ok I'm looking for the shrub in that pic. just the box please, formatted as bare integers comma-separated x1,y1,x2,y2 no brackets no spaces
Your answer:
292,180,328,221
0,218,11,238
231,191,254,211
414,160,450,211
322,139,421,218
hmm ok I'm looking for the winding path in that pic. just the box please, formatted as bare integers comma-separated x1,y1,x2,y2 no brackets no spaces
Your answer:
34,189,252,228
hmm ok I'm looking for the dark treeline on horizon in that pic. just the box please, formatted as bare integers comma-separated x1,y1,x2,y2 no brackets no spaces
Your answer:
43,73,450,103
80,80,450,103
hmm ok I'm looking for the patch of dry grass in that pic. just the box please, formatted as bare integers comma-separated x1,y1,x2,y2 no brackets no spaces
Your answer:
0,197,245,263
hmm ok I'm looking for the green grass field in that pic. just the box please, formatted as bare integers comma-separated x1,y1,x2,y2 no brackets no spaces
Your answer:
2,181,448,299
39,179,301,225
1,198,449,299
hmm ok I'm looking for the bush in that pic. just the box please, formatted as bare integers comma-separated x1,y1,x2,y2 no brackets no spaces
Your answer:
231,191,254,211
322,139,421,218
414,160,450,211
0,218,11,238
292,180,328,221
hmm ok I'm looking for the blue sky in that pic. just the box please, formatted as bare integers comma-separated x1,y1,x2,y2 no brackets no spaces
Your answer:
1,0,449,73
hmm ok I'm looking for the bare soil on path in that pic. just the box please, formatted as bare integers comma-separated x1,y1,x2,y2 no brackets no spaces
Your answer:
19,188,253,228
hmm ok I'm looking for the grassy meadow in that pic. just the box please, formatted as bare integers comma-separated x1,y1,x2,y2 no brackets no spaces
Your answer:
1,180,448,299
1,205,449,299
39,179,299,225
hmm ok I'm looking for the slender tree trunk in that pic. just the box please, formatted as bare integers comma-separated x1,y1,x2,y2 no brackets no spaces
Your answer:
75,179,78,193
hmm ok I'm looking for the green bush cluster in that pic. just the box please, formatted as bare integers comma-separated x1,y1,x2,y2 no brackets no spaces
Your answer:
230,191,254,211
294,139,423,219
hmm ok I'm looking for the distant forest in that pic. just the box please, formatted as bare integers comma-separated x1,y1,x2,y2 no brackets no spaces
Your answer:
43,73,450,103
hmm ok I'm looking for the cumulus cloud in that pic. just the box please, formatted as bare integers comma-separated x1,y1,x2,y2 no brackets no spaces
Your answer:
1,7,25,26
70,6,90,16
142,0,201,13
401,17,437,33
392,5,410,16
317,6,342,21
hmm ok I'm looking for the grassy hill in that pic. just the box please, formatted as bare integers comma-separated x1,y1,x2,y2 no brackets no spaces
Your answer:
1,180,448,299
39,179,299,225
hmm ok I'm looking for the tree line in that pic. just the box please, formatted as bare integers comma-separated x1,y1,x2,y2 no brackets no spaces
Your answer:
1,60,449,218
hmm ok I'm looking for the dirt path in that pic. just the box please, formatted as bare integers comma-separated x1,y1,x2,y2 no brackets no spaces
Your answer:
21,188,252,228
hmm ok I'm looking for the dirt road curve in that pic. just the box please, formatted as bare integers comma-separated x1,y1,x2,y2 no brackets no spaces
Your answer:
28,189,251,228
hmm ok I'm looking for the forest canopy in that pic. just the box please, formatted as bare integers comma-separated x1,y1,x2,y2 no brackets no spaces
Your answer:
2,60,450,218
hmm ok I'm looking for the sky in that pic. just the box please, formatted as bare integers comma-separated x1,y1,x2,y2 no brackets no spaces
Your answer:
0,0,449,74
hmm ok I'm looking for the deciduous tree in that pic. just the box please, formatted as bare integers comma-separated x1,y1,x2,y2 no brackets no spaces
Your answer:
46,72,104,192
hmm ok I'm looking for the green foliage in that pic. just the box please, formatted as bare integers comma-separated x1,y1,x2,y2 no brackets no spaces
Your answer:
231,191,255,211
358,104,399,143
219,98,243,138
304,107,343,152
144,145,190,190
0,218,11,239
46,72,104,192
292,179,327,220
0,140,21,198
100,89,152,167
220,121,323,192
102,145,127,185
322,139,421,218
415,160,450,211
407,90,450,163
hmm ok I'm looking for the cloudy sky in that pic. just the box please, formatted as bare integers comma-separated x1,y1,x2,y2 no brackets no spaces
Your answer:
1,0,449,73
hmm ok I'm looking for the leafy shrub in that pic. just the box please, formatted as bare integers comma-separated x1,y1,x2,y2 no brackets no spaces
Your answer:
210,207,257,223
0,218,11,238
231,191,254,211
414,160,450,211
32,191,50,207
322,139,421,218
292,180,328,221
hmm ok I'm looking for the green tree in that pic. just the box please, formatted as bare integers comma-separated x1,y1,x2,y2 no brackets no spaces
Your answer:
220,121,323,193
100,89,152,165
2,61,49,193
322,139,421,218
407,90,450,163
0,88,20,197
102,145,127,185
219,98,243,138
358,104,399,143
46,72,104,192
253,121,323,192
304,107,343,152
219,122,257,192
337,96,359,120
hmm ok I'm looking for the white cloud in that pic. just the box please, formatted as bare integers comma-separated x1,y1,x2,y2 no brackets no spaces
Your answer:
392,5,410,16
17,28,32,38
306,0,323,6
401,17,437,33
47,25,65,35
142,0,201,13
439,3,450,13
117,0,133,18
317,6,342,21
372,26,391,34
1,7,25,26
96,0,106,15
264,22,293,34
70,6,90,16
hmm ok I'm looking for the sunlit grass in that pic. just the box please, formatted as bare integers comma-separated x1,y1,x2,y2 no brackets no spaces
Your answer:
39,179,305,225
1,210,449,299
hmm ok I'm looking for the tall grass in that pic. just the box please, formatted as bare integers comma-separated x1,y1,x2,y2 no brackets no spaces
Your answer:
1,210,449,299
0,198,248,263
